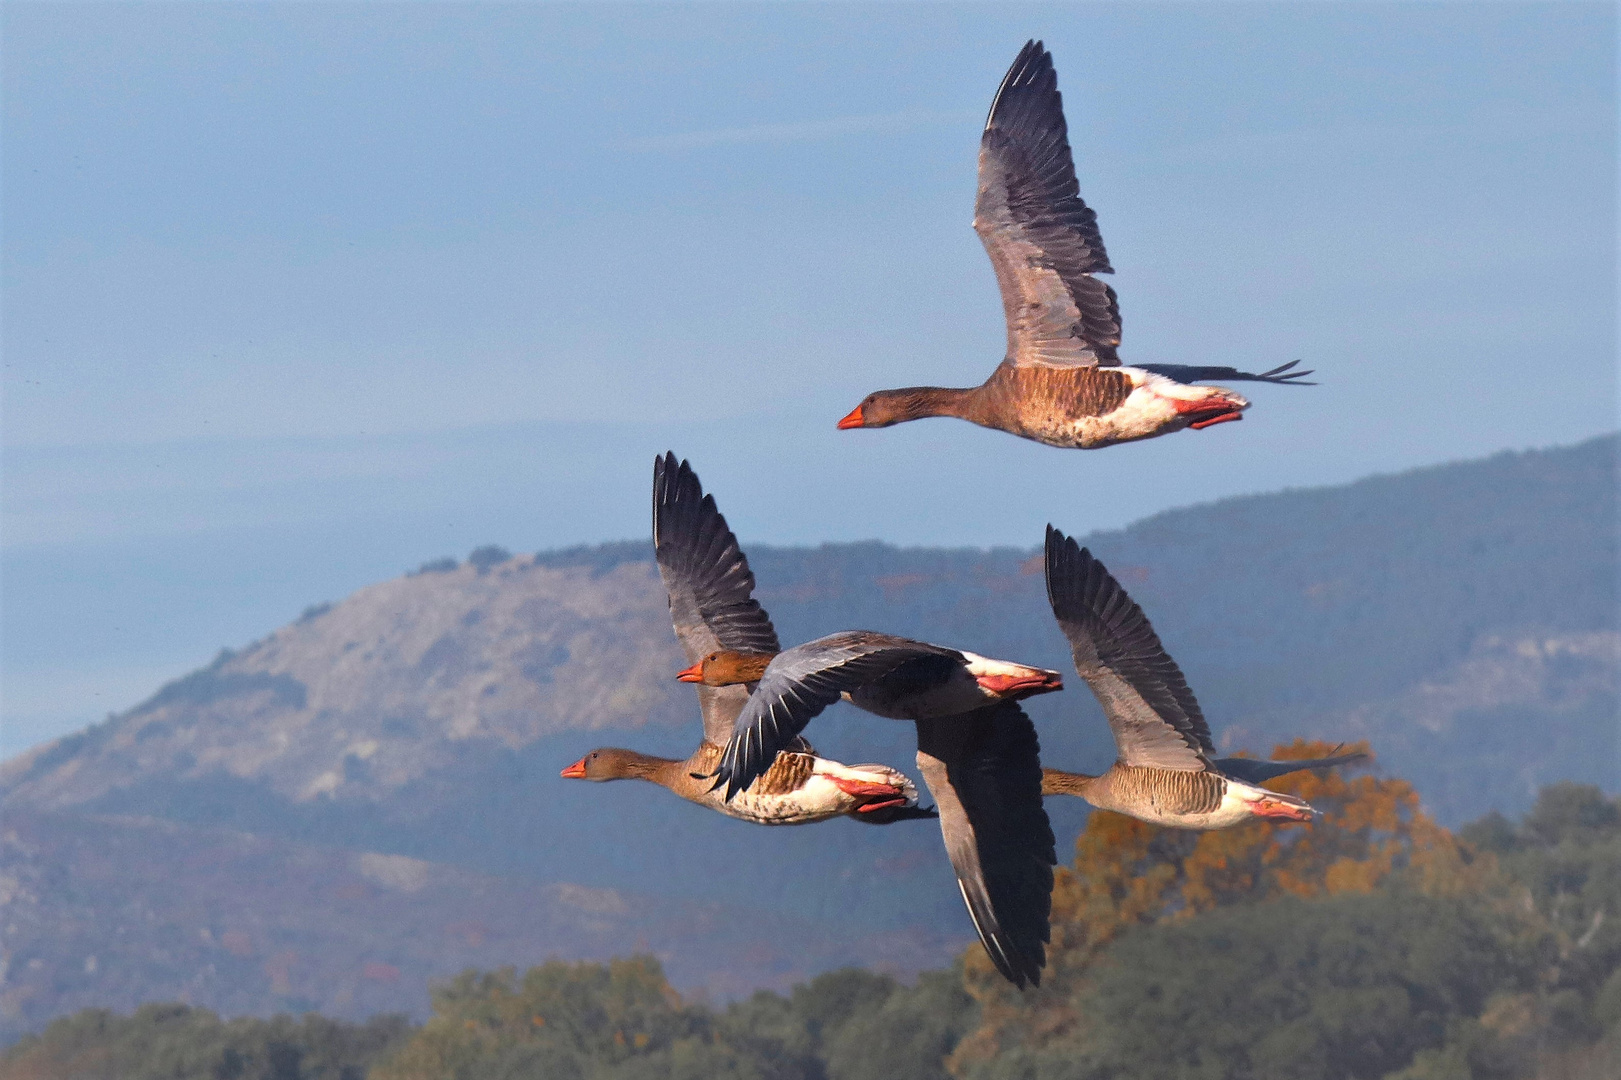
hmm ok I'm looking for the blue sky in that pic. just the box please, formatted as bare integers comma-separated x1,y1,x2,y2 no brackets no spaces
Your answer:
2,2,1616,755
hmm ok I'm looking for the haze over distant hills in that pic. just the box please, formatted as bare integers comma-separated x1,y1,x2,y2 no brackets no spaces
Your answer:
0,435,1614,1041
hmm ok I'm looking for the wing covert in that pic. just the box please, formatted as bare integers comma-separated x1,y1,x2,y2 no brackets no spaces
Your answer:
713,633,943,799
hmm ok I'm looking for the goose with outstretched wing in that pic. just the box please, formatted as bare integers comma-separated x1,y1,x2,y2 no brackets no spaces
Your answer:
642,456,1059,987
837,41,1313,450
560,454,934,826
1040,526,1364,827
704,641,1058,990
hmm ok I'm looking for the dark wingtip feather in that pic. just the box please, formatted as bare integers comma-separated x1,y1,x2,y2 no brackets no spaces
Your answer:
984,39,1053,133
1043,524,1095,619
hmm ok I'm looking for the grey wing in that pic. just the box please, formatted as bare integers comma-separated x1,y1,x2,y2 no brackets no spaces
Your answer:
916,701,1055,990
974,40,1120,370
653,453,782,744
1136,361,1317,386
1214,749,1368,785
713,632,945,799
1045,526,1213,772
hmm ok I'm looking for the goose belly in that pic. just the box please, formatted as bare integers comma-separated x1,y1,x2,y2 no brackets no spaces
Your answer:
1090,768,1253,830
1098,779,1290,830
697,761,917,825
1122,790,1258,830
1043,386,1181,449
703,780,853,825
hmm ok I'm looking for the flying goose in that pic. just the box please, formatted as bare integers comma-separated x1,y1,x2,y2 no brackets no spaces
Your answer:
1042,526,1365,828
705,646,1058,988
837,41,1312,450
653,456,1057,986
559,454,933,826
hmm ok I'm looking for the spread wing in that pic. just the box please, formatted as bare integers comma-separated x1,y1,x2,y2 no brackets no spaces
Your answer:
1045,526,1213,772
974,40,1120,370
712,632,949,799
916,701,1055,989
653,453,782,746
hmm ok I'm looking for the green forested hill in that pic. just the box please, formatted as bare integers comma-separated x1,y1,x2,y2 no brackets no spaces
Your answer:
10,781,1620,1080
0,436,1613,1040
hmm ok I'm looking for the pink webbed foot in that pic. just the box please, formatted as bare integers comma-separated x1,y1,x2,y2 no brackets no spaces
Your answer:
830,777,906,799
1189,411,1244,430
856,797,908,813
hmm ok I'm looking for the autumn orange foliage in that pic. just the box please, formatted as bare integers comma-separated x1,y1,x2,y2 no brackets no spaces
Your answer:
950,741,1488,1073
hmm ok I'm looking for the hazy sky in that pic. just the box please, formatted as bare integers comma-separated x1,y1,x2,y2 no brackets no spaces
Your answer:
3,1,1616,754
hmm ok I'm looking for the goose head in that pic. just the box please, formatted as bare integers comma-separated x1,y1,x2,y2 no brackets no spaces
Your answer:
560,748,655,781
837,388,965,429
675,650,775,686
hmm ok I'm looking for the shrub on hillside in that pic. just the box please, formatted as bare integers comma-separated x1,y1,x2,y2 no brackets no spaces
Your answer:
0,1004,410,1080
467,545,512,572
410,557,458,576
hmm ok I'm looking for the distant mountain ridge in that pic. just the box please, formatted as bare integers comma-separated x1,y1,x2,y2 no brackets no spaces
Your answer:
0,435,1614,1040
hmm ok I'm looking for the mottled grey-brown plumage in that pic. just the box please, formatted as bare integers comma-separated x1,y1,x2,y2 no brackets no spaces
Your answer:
1043,526,1362,828
838,41,1312,450
562,455,930,828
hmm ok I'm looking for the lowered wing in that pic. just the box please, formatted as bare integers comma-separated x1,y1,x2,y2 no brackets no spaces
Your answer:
916,701,1055,989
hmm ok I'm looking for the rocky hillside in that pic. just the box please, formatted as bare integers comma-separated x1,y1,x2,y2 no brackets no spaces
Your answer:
0,808,961,1039
1,434,1614,1040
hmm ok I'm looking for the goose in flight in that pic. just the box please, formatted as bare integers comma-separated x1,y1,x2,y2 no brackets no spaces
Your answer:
1042,526,1364,828
560,454,933,826
837,41,1313,450
704,646,1058,988
656,456,1057,987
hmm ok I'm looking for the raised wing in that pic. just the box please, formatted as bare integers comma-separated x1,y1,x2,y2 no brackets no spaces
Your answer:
974,40,1120,370
712,632,948,799
653,453,782,745
1136,361,1317,386
1045,526,1213,772
1214,748,1368,785
916,701,1055,989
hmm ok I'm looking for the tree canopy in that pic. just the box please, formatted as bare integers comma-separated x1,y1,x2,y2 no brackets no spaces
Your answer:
9,764,1620,1080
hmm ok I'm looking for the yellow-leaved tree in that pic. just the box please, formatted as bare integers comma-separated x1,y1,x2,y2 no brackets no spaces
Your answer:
947,741,1501,1075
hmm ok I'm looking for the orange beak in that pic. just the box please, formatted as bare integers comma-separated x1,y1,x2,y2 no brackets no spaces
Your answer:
560,757,588,779
836,405,865,430
676,661,705,683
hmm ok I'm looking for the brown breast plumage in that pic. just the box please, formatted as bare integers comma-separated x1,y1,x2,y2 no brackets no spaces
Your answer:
1106,764,1226,816
983,364,1133,431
